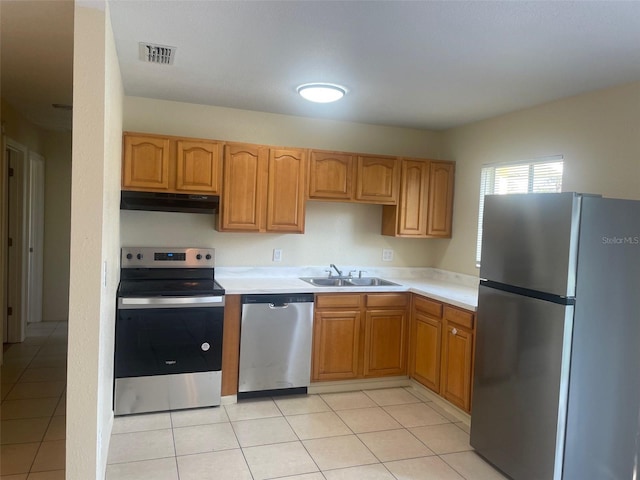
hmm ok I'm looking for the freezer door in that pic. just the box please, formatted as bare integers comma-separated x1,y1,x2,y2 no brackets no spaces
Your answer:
470,285,574,480
563,197,640,479
480,192,581,297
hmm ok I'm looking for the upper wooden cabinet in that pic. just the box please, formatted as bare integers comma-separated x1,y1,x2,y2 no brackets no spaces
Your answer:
122,132,222,195
266,148,307,232
427,161,455,237
122,133,170,191
308,150,354,200
219,143,267,232
355,155,399,204
381,158,455,238
218,143,306,233
176,140,222,194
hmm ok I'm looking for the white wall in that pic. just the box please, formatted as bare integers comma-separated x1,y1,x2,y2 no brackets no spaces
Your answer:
42,131,71,321
67,2,122,479
122,97,447,267
437,81,640,275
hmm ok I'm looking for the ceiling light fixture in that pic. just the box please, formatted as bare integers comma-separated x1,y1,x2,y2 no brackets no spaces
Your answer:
297,83,347,103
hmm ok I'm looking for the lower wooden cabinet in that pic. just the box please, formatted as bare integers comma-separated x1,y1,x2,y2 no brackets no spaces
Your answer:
313,309,361,381
410,294,475,413
410,296,442,392
312,293,409,381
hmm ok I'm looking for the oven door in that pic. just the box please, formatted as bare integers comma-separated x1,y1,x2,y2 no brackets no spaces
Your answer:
115,296,225,378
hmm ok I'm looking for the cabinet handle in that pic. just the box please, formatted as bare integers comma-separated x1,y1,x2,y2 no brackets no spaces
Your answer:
451,327,458,335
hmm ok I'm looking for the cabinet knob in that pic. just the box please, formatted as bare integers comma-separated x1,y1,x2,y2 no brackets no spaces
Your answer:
451,327,458,335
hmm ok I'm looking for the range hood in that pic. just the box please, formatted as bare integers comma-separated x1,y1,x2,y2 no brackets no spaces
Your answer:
120,191,219,214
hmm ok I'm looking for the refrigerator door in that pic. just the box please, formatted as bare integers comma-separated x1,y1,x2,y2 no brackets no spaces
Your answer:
563,197,640,479
471,285,574,480
480,192,582,297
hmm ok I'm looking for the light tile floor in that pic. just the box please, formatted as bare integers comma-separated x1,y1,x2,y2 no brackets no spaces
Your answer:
107,388,507,480
1,321,67,480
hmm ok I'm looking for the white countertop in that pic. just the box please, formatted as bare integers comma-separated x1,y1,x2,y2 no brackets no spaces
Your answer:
216,267,478,311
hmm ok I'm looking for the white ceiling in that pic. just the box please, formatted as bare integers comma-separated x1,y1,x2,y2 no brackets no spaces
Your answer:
3,1,640,132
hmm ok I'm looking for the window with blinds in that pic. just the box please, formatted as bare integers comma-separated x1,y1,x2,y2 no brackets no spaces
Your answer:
476,156,564,265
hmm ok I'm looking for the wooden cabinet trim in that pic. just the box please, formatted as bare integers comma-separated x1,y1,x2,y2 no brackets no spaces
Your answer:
365,293,408,308
221,294,241,396
444,305,474,330
316,294,362,309
413,295,443,318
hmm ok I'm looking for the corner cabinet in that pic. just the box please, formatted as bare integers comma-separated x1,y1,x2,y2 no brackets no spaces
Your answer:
218,143,307,233
381,159,455,238
409,294,475,413
312,292,409,381
122,132,222,194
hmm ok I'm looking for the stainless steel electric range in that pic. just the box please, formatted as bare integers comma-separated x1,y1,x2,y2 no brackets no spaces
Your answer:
114,247,225,415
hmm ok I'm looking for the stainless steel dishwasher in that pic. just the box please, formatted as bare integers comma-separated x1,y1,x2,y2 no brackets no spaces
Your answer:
238,293,314,399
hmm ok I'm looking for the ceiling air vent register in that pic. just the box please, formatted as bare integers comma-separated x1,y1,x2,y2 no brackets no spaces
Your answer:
139,43,176,65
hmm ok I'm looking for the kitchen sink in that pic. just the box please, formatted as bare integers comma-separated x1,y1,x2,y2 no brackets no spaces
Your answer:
344,277,398,287
300,277,398,287
300,277,350,286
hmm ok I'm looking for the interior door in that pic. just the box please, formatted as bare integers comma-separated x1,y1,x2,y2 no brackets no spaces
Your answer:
27,152,45,324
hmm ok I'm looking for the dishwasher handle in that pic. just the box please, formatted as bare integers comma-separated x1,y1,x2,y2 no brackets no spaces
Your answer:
269,303,289,309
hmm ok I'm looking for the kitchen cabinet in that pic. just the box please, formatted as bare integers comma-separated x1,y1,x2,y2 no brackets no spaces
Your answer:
218,143,307,233
122,132,222,194
440,305,474,412
427,161,455,237
308,150,354,200
363,294,409,377
312,292,409,381
409,295,443,392
381,159,455,238
355,155,399,204
409,294,475,413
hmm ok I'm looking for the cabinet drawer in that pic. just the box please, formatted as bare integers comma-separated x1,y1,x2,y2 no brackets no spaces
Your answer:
413,296,443,318
444,305,474,330
365,293,408,308
316,294,362,309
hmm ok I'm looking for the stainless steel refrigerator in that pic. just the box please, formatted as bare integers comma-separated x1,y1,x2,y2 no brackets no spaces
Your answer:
470,192,640,480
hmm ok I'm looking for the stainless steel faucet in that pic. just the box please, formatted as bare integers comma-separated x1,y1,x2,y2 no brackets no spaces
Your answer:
329,264,343,277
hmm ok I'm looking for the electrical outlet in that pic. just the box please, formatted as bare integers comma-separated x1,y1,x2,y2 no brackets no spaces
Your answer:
382,248,394,262
272,248,283,262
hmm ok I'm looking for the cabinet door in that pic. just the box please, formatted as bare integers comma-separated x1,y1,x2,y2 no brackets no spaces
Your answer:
266,148,306,233
363,309,407,377
355,155,399,204
398,159,429,236
427,161,455,237
441,322,473,412
308,150,353,200
411,311,442,392
122,134,170,190
312,310,361,381
176,140,222,194
220,143,267,231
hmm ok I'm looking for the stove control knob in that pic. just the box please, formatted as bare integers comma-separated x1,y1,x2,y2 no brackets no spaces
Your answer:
136,253,143,260
126,253,133,260
196,254,202,260
201,342,210,352
205,254,212,260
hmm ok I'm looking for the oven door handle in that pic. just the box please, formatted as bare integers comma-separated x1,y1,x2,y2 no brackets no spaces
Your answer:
118,296,225,309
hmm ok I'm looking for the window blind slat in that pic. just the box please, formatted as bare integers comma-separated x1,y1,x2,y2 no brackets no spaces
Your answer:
476,158,563,265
